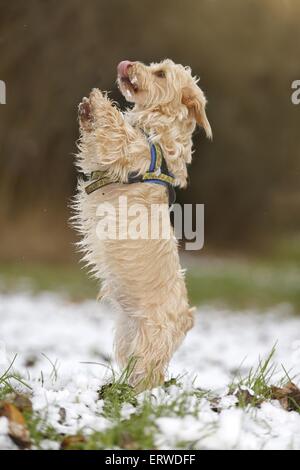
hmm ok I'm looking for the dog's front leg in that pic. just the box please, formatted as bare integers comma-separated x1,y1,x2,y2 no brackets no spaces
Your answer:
78,89,147,174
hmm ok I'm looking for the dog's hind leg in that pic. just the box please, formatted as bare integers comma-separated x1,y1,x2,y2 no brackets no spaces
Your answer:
114,313,137,370
115,307,194,391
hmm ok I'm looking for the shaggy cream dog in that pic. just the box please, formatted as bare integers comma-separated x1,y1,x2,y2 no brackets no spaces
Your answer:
74,59,211,390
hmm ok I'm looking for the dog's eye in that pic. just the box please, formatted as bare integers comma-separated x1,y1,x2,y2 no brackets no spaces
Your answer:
153,70,166,78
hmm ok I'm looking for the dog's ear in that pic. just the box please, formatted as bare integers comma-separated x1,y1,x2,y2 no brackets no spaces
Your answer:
182,86,212,139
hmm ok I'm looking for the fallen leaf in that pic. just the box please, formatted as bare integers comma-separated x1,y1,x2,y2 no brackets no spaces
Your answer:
61,435,86,449
24,355,38,368
0,402,25,425
119,431,139,450
271,382,300,411
58,407,66,424
12,393,33,414
234,387,262,407
0,402,31,448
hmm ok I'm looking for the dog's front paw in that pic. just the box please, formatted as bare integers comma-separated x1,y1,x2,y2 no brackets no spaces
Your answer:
89,87,104,104
78,97,94,131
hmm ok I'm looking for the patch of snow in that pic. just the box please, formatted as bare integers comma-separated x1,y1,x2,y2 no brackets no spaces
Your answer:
172,306,300,389
1,292,300,450
218,395,238,409
120,403,136,420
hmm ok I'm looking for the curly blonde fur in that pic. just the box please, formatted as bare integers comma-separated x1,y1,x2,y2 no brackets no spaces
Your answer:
73,59,211,390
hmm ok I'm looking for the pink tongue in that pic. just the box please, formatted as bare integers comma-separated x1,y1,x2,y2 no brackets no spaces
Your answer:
117,60,133,77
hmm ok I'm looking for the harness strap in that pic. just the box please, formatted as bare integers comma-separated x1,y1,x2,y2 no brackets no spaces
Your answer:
141,141,175,186
85,171,117,195
84,132,176,205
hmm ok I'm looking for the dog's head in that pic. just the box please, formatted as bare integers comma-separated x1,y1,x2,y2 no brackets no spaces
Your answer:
117,59,212,139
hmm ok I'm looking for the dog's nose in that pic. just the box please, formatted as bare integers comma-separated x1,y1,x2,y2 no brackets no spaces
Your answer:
117,60,134,77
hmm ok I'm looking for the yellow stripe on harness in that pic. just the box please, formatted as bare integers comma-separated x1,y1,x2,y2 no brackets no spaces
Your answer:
142,172,175,185
85,171,116,195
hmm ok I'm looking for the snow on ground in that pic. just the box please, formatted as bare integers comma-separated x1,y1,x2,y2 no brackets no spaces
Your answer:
1,292,300,450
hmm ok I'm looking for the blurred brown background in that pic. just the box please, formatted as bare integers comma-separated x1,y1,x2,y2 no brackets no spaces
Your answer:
0,0,300,263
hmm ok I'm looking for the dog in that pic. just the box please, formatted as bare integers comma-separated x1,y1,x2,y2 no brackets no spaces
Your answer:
74,59,211,390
